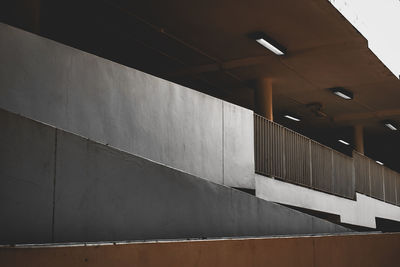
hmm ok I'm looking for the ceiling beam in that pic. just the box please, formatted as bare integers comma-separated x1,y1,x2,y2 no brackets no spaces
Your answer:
333,109,400,122
167,55,272,77
167,41,365,78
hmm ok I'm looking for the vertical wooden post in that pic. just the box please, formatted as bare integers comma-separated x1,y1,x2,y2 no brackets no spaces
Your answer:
255,78,273,121
354,124,364,154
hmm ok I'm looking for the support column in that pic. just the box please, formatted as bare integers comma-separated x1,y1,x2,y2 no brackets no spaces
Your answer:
4,0,41,34
255,78,273,121
27,0,41,34
354,124,364,154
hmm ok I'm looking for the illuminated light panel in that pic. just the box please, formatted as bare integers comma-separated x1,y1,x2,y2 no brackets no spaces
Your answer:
333,91,352,100
284,115,300,122
385,123,397,131
338,139,350,146
256,38,285,56
376,161,384,165
329,87,353,100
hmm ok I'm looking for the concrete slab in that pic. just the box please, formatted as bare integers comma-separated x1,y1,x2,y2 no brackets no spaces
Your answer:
223,102,254,188
54,128,350,243
256,174,400,228
0,109,55,244
0,23,225,185
0,109,350,244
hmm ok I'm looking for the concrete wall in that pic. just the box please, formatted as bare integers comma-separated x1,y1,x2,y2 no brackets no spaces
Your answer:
0,110,55,244
0,109,350,245
0,23,254,189
2,233,400,267
256,174,400,228
223,102,254,188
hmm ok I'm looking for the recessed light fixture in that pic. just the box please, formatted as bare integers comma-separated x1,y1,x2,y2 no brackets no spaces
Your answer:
249,32,286,56
376,160,384,166
383,120,398,131
385,123,397,131
284,115,300,122
338,139,350,146
329,87,353,100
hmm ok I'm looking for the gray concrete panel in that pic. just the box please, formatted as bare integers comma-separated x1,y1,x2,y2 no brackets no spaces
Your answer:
0,109,54,244
0,23,223,185
0,109,350,244
223,102,255,188
54,127,350,243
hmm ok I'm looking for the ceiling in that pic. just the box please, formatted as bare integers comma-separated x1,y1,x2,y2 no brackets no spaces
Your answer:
1,0,400,170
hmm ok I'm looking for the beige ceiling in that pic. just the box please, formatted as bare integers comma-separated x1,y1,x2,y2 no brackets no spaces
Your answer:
7,0,397,166
105,0,400,131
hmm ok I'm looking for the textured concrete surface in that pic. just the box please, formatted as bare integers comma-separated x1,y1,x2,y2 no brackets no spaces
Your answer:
2,233,400,267
0,110,55,244
256,174,400,228
223,102,255,188
0,23,254,188
0,109,350,244
53,128,348,243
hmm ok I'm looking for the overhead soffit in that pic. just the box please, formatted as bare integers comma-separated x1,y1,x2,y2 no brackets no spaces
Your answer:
115,0,400,114
38,0,400,145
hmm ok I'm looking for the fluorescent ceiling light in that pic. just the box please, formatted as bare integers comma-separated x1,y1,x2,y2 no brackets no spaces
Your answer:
338,139,350,146
249,32,286,56
333,91,352,100
376,160,384,165
284,115,300,121
384,123,397,131
329,87,353,100
256,38,285,55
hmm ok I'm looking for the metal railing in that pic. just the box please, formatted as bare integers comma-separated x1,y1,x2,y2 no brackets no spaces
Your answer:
353,151,400,205
255,114,400,205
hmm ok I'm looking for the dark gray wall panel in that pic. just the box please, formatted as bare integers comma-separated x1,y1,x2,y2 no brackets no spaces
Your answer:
54,129,351,243
0,109,350,244
0,110,55,244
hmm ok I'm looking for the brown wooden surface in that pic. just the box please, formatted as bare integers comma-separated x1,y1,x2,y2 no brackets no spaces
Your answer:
1,233,400,267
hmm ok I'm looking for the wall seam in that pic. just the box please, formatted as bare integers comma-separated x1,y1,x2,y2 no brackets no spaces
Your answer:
51,128,58,242
382,168,386,202
312,238,316,267
222,102,225,185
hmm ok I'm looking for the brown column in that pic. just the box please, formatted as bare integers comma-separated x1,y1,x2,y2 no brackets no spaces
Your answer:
28,0,41,34
354,124,364,154
255,78,273,121
8,0,41,34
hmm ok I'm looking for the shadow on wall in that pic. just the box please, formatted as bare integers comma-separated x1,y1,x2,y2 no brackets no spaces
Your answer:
0,108,351,245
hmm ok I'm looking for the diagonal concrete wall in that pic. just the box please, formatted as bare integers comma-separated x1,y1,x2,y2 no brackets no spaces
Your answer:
0,23,254,189
0,109,351,245
0,109,55,244
256,174,400,228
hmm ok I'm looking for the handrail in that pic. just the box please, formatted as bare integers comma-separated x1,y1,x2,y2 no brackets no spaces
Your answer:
254,113,400,206
353,151,400,205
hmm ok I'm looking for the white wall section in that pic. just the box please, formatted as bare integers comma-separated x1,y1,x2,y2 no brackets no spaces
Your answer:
256,174,400,228
223,102,255,188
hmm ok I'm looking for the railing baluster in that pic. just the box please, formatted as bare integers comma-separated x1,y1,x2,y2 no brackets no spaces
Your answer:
254,113,397,204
